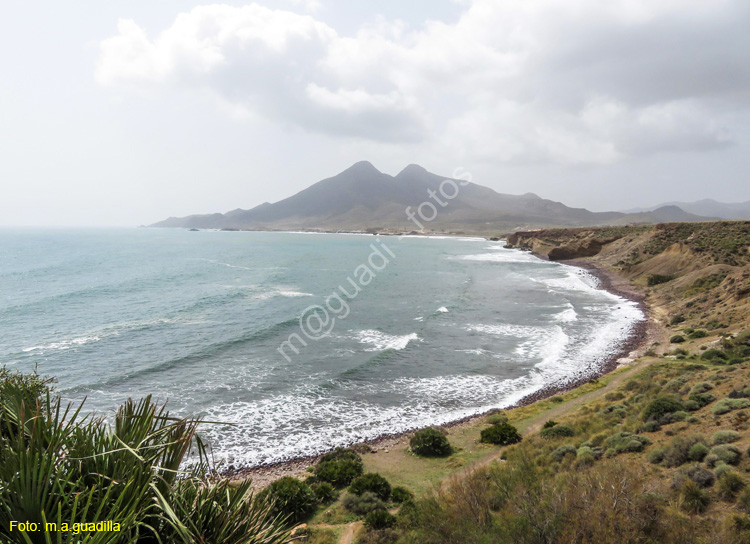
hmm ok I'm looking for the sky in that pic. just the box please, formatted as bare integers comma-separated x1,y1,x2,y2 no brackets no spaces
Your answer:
1,0,750,227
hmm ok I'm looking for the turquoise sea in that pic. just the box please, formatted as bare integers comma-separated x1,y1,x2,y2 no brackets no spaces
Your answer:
0,228,642,466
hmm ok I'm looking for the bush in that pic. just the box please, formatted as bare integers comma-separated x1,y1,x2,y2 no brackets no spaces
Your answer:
410,428,452,457
311,482,339,504
486,413,508,425
713,398,750,416
551,445,577,462
689,392,716,408
364,510,396,530
689,330,708,339
642,397,685,421
686,465,716,488
688,443,710,462
712,430,741,445
314,450,364,487
257,477,317,523
540,425,575,439
641,420,661,433
542,420,558,429
648,274,675,286
662,435,708,467
718,471,746,501
708,444,742,466
342,492,386,515
701,349,728,361
603,432,651,456
690,382,714,395
670,335,686,344
684,400,701,412
659,411,688,425
481,422,522,446
681,481,711,514
671,314,686,325
647,448,664,464
349,473,391,502
737,488,750,513
391,486,414,504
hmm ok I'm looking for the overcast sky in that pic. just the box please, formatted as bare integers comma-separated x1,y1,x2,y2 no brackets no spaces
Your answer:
2,0,750,226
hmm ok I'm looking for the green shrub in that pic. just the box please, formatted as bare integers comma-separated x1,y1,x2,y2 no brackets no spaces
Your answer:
349,473,391,502
542,420,558,429
718,472,746,501
551,445,577,462
671,314,686,325
410,427,452,457
0,372,291,544
662,435,708,467
688,443,710,462
659,410,687,425
689,330,708,339
686,465,716,488
681,481,711,514
647,274,675,286
715,463,732,479
690,382,714,395
684,400,701,412
486,413,508,425
642,397,685,421
712,430,741,445
480,422,522,446
713,398,750,416
707,445,742,466
364,510,396,530
257,477,317,523
689,392,716,408
647,448,664,464
314,449,364,487
391,487,414,504
311,482,339,504
603,432,651,455
737,488,750,513
540,425,575,439
701,349,728,361
342,492,386,515
641,420,661,432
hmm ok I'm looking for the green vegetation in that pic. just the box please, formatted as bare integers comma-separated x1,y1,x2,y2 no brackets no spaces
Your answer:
647,274,676,286
539,424,575,438
0,369,290,544
364,510,397,530
349,473,392,501
342,491,385,515
257,476,317,523
479,422,522,445
409,428,452,457
314,448,364,486
390,487,414,504
642,397,685,421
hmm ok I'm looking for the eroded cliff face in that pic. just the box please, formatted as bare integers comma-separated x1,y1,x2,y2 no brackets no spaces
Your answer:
505,228,629,260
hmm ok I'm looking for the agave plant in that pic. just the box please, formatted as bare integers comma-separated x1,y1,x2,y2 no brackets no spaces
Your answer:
0,369,292,544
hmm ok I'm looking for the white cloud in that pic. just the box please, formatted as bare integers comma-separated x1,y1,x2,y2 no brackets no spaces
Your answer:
97,0,750,162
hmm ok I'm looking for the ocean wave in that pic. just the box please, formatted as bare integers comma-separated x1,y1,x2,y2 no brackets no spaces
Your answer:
552,304,577,322
354,330,420,351
456,251,543,264
436,306,449,313
23,335,102,353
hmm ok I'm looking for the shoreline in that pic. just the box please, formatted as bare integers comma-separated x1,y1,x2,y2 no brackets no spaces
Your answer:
226,257,656,488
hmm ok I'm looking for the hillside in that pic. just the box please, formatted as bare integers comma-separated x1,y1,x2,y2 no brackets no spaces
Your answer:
625,199,750,220
149,162,709,233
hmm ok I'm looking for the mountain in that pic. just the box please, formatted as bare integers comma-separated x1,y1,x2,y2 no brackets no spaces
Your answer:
150,162,712,233
623,199,750,220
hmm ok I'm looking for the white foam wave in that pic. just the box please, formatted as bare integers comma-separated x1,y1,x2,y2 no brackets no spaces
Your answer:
23,335,101,353
255,288,314,300
552,304,577,322
436,306,449,313
354,330,420,351
457,251,542,264
467,323,543,337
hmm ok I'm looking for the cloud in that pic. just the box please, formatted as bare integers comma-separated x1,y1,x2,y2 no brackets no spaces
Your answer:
97,0,750,162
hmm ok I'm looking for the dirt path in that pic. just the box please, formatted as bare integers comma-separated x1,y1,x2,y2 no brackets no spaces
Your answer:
338,521,362,544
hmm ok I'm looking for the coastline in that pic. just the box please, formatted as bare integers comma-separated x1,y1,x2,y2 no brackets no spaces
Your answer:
227,257,656,489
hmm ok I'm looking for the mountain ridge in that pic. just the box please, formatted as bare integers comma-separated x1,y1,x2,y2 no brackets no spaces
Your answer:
150,162,713,233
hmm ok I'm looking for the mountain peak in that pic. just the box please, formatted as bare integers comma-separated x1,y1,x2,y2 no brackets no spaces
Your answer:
396,164,428,178
343,161,381,175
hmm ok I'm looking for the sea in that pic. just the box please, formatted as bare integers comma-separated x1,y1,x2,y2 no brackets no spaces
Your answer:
0,228,643,466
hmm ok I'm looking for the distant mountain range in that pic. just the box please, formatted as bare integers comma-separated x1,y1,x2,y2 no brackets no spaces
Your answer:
622,199,750,220
150,162,714,233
